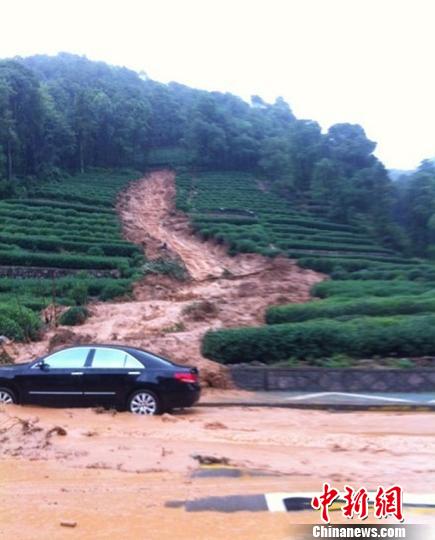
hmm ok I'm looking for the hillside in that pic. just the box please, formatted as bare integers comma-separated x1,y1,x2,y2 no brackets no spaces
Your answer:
3,53,435,258
171,170,435,366
6,165,435,377
12,170,323,387
2,54,435,371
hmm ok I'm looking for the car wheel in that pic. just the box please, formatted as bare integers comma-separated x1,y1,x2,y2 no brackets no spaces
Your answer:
128,390,161,415
0,387,16,405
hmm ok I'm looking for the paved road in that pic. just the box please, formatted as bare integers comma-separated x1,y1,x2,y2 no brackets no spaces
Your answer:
200,391,435,410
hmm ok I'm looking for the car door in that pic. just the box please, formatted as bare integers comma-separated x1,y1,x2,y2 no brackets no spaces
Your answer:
82,347,144,407
18,347,92,406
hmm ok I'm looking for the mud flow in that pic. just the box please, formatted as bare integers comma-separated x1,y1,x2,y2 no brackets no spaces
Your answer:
15,170,324,387
1,404,433,538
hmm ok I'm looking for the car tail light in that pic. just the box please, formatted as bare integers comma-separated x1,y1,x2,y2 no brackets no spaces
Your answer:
174,372,198,383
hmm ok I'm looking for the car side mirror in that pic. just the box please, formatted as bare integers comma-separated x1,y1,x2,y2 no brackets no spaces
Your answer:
37,361,49,371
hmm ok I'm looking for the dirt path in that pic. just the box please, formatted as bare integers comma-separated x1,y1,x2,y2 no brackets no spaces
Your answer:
14,170,324,386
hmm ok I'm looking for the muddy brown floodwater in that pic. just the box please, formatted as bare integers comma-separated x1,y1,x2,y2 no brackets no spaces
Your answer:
0,403,434,539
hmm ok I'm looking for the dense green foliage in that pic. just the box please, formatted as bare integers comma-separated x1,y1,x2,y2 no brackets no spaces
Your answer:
202,315,435,364
0,169,140,339
393,160,435,256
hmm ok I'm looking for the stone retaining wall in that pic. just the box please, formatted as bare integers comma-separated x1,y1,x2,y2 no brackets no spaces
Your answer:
0,266,120,279
230,367,435,392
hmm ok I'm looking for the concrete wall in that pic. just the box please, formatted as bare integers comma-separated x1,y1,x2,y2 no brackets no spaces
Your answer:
230,367,435,392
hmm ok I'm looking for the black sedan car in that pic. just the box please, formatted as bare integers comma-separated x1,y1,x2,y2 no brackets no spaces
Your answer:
0,345,200,415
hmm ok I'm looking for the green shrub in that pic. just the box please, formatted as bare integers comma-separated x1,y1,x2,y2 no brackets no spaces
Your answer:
0,305,41,341
69,283,89,306
59,306,89,326
0,315,24,341
202,314,435,363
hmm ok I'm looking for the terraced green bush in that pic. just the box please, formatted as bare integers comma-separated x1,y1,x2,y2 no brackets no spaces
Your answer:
276,239,393,254
297,257,416,273
266,295,435,324
192,215,258,225
312,280,435,299
202,314,435,363
5,199,112,213
0,234,140,256
0,250,129,270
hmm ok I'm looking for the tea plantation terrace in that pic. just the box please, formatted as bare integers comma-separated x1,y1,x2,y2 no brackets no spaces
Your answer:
175,171,435,366
0,170,144,339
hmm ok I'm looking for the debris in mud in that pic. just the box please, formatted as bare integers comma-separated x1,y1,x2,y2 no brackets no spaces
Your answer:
200,367,233,389
42,304,66,327
161,413,178,423
48,329,92,352
182,300,218,321
161,321,186,333
86,462,112,470
60,521,77,528
0,415,42,436
203,421,228,430
191,454,230,466
93,406,117,416
237,282,258,298
0,336,18,364
0,411,71,458
331,443,347,452
46,426,68,438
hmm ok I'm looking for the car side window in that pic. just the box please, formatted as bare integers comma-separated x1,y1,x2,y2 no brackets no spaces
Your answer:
124,355,144,369
43,348,90,368
91,348,143,369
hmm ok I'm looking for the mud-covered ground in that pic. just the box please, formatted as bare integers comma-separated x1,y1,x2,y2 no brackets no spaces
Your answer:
1,402,433,539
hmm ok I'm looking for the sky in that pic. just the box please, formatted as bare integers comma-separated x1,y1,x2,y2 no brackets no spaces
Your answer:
2,0,434,170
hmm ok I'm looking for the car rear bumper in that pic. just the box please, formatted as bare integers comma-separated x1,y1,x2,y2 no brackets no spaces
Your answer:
163,386,201,409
